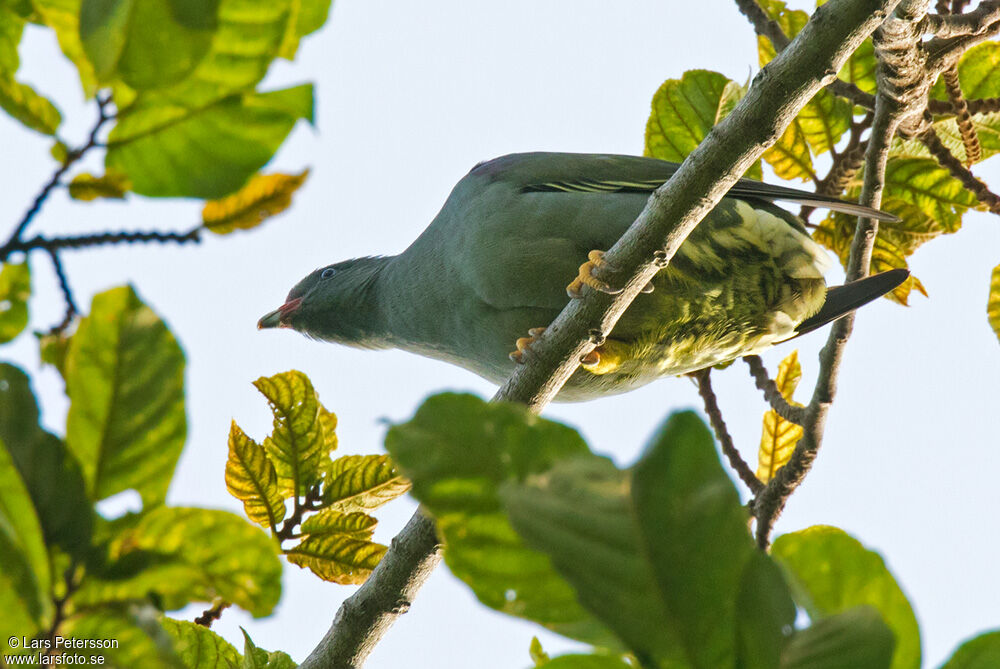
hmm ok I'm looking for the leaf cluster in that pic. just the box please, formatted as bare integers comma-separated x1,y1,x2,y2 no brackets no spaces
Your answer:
644,2,1000,328
0,285,289,667
228,370,411,585
381,393,957,669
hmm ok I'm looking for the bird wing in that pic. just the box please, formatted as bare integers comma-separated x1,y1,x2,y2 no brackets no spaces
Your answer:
471,152,898,222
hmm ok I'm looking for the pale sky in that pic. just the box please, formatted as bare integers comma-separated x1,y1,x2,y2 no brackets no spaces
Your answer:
2,1,999,667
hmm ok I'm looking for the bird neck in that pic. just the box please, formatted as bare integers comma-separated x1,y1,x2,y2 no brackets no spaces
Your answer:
326,256,396,349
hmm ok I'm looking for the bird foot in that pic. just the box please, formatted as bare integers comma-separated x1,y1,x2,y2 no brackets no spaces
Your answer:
579,340,625,375
566,250,623,298
509,327,547,364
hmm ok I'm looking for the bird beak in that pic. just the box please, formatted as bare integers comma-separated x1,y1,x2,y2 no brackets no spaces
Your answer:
257,297,302,330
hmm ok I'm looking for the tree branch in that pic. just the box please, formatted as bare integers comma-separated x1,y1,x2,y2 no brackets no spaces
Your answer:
921,122,1000,211
6,93,113,246
299,0,899,664
693,369,764,494
46,249,77,334
921,0,1000,38
1,228,202,262
743,356,806,425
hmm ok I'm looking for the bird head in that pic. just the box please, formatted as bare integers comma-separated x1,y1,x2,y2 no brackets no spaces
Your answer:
257,256,390,347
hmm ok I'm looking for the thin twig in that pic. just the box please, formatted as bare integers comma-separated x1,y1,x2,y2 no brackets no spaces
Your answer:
1,228,202,262
46,249,77,335
921,0,1000,38
193,600,231,629
693,369,764,494
799,112,873,220
276,487,323,542
7,93,114,245
734,0,791,50
942,66,982,165
921,123,1000,211
743,356,807,425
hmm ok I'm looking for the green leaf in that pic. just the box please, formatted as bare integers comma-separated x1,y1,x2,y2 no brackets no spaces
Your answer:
892,112,1000,168
0,436,52,640
736,552,795,669
226,422,286,529
838,38,877,94
0,4,24,74
763,89,851,182
65,285,186,507
813,155,979,306
813,212,928,305
277,0,333,60
764,119,814,181
241,629,296,669
33,0,99,96
540,655,636,669
160,617,241,669
500,456,688,666
0,261,30,343
645,70,743,163
284,534,386,585
988,264,1000,343
146,0,297,107
322,454,410,511
0,363,92,555
75,507,281,617
68,170,132,201
0,76,61,135
773,526,920,669
106,84,314,198
530,636,550,666
300,508,377,539
253,369,326,497
202,170,309,235
782,607,895,669
630,411,758,669
756,1,808,67
80,0,219,89
59,604,186,669
930,43,1000,101
939,630,1000,669
756,351,804,484
384,393,617,647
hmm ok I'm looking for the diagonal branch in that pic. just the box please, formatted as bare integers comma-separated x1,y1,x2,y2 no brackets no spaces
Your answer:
921,123,1000,212
6,93,114,246
693,369,764,494
298,1,900,665
743,356,807,425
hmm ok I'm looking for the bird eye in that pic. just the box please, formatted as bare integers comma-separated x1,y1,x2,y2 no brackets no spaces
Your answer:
320,267,336,279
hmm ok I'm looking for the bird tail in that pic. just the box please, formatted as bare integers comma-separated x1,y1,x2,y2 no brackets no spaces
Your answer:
794,268,910,337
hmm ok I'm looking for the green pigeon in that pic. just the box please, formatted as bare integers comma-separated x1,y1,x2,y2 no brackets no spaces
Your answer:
259,153,905,401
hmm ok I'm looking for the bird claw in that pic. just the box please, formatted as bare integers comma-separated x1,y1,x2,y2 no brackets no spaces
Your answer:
566,250,623,298
509,327,547,363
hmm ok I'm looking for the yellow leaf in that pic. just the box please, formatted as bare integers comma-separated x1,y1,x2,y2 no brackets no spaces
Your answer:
988,263,1000,343
300,508,377,540
0,261,30,343
756,351,804,484
226,422,286,529
67,171,131,201
253,369,327,497
322,454,411,512
0,76,61,135
201,169,309,235
284,535,386,585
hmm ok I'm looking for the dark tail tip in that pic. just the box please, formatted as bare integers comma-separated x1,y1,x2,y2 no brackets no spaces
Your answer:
794,269,909,336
